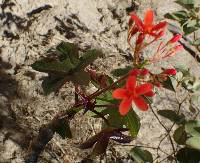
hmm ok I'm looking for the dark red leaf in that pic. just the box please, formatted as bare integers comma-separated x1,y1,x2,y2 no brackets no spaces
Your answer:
91,135,109,156
110,131,133,143
79,133,102,149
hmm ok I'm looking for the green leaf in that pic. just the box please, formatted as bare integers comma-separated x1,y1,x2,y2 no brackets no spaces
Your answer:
130,147,153,163
41,74,66,95
173,126,187,145
102,108,124,128
93,91,124,127
176,148,200,163
55,119,72,139
185,120,200,137
192,81,200,91
176,0,194,5
32,42,80,74
111,66,132,77
183,25,198,35
175,0,195,9
194,127,200,133
86,91,116,116
190,94,199,103
162,77,176,92
31,58,76,74
69,70,90,86
77,49,103,70
164,11,188,21
157,110,185,124
96,91,116,105
186,137,200,150
32,42,103,94
175,65,190,77
56,42,79,64
123,109,140,137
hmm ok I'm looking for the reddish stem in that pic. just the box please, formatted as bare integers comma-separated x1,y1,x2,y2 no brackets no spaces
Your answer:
73,74,129,108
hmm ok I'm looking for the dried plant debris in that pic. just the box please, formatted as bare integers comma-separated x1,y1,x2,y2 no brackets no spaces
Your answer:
27,4,52,17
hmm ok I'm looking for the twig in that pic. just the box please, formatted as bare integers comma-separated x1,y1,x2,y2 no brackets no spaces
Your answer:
88,74,128,99
150,105,177,163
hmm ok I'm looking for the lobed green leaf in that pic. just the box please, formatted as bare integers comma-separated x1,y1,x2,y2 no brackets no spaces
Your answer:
185,120,200,137
111,66,132,77
157,110,185,124
130,147,153,163
123,109,140,137
186,137,200,150
173,126,187,145
176,148,200,163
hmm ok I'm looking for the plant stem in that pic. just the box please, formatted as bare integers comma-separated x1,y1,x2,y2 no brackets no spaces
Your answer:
89,74,128,99
73,74,128,108
150,105,177,163
95,104,118,108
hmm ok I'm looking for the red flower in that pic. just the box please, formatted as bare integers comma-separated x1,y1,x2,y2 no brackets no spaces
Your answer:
163,68,177,75
112,76,154,115
130,9,167,40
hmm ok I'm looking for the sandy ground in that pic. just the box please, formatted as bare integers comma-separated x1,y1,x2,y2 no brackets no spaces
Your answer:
0,0,200,162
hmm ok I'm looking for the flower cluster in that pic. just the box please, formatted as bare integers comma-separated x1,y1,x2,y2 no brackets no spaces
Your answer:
128,9,167,45
113,9,183,116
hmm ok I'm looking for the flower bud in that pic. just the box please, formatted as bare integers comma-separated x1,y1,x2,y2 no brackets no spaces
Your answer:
163,68,177,75
168,34,182,43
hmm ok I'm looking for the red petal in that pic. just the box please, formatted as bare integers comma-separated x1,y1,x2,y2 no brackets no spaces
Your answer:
144,90,155,97
133,96,148,111
150,30,164,38
113,88,129,99
119,97,132,115
129,25,139,37
136,33,145,45
144,9,154,27
135,83,153,95
152,21,167,31
130,12,144,31
126,76,136,91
